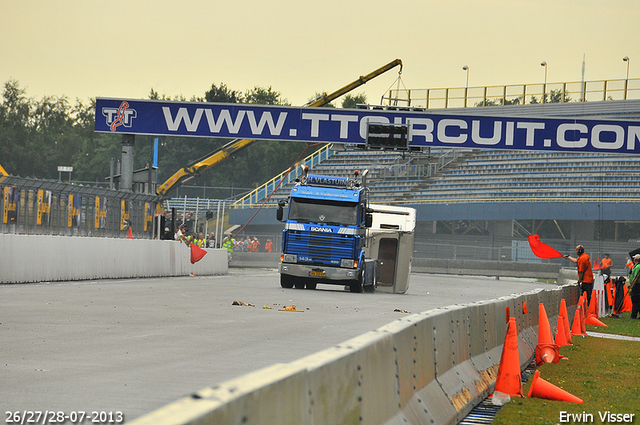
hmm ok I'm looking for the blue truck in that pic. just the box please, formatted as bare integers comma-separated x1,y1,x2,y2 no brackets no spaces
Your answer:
276,168,376,292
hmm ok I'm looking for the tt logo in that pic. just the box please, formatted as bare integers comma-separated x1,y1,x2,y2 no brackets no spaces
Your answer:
102,101,138,131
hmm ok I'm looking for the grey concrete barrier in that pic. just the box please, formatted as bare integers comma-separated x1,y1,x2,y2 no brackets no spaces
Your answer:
412,258,561,280
0,234,227,284
229,252,280,268
129,284,579,425
229,253,565,282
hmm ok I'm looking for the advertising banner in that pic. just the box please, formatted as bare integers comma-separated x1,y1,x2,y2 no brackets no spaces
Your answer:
67,194,81,227
3,187,18,224
120,200,131,230
36,190,52,225
95,196,107,229
95,98,640,155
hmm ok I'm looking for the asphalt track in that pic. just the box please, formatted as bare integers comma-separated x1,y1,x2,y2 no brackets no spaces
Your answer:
0,268,558,422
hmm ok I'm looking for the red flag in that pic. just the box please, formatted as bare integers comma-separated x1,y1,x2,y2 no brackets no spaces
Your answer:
190,244,207,264
593,258,601,270
527,234,563,259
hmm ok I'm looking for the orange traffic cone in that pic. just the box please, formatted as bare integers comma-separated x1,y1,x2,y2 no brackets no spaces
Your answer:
559,299,572,345
127,227,133,239
555,312,571,347
571,305,585,337
527,370,583,403
580,296,587,335
493,317,523,397
588,289,598,318
536,303,559,365
585,315,608,327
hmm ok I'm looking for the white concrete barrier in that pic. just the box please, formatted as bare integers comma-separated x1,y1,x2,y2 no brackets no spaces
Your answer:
0,234,227,283
128,284,579,425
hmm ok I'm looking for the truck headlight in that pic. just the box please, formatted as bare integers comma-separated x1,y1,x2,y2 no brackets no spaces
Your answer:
282,254,297,263
341,259,355,268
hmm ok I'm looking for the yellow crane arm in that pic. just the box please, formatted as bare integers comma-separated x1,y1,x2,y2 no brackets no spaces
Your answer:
156,59,403,198
0,163,7,183
305,58,403,107
156,138,254,197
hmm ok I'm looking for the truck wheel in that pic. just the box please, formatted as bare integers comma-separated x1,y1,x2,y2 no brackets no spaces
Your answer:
349,279,363,293
280,274,294,289
305,282,317,290
350,269,365,293
294,278,306,289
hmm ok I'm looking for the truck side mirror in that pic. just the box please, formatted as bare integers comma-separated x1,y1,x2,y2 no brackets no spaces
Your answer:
365,213,373,228
276,200,286,222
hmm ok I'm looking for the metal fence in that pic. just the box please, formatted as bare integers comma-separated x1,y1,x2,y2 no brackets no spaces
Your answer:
387,77,640,109
0,175,160,238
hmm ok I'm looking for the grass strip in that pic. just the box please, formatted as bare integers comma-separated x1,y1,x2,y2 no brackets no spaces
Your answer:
492,312,640,425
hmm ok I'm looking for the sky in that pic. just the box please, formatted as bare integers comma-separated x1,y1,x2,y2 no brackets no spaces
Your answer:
1,0,638,108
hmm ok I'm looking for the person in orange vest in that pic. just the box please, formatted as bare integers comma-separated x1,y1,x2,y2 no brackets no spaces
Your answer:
626,257,634,275
249,237,260,252
601,253,613,278
265,239,273,253
564,244,595,304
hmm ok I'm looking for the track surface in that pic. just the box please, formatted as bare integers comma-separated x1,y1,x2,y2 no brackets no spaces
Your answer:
1,269,558,421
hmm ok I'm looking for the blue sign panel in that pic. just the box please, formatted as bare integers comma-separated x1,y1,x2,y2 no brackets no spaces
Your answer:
306,175,349,187
95,98,640,154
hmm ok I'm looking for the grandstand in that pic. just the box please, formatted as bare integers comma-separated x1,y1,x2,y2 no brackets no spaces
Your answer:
233,146,640,205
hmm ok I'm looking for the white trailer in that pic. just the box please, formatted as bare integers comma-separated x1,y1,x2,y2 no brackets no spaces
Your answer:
365,204,416,294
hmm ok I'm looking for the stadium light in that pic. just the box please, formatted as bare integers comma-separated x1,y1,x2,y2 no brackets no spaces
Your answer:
623,57,630,100
541,62,548,103
462,66,469,107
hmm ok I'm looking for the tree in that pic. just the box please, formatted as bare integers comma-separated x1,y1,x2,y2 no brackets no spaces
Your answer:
205,83,242,104
341,93,367,109
244,86,288,105
530,89,572,105
0,80,32,176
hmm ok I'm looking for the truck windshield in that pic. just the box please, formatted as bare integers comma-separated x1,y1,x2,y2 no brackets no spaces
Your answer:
288,197,358,226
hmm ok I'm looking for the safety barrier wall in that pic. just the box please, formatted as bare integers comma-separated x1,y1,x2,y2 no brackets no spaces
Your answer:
227,252,565,281
129,284,579,425
0,234,227,283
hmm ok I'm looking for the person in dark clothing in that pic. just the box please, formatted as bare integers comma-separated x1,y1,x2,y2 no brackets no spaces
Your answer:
628,255,640,319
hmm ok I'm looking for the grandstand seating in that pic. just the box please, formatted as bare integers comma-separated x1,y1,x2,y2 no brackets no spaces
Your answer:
258,148,640,204
412,150,640,202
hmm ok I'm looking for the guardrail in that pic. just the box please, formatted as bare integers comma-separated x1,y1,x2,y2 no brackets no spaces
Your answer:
388,77,640,109
129,283,579,425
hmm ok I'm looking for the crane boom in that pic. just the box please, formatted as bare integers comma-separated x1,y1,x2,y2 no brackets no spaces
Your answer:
156,59,403,198
0,163,7,183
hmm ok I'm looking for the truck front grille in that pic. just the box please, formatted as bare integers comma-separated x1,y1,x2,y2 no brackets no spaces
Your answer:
285,232,355,264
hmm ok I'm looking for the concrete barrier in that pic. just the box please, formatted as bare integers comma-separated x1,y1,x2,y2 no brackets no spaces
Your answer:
412,258,562,280
129,284,579,425
0,234,227,284
228,253,563,281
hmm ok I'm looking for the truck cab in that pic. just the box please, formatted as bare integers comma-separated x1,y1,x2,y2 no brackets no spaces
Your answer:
277,169,374,292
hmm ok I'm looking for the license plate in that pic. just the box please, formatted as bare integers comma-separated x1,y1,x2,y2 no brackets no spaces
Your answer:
309,271,326,277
